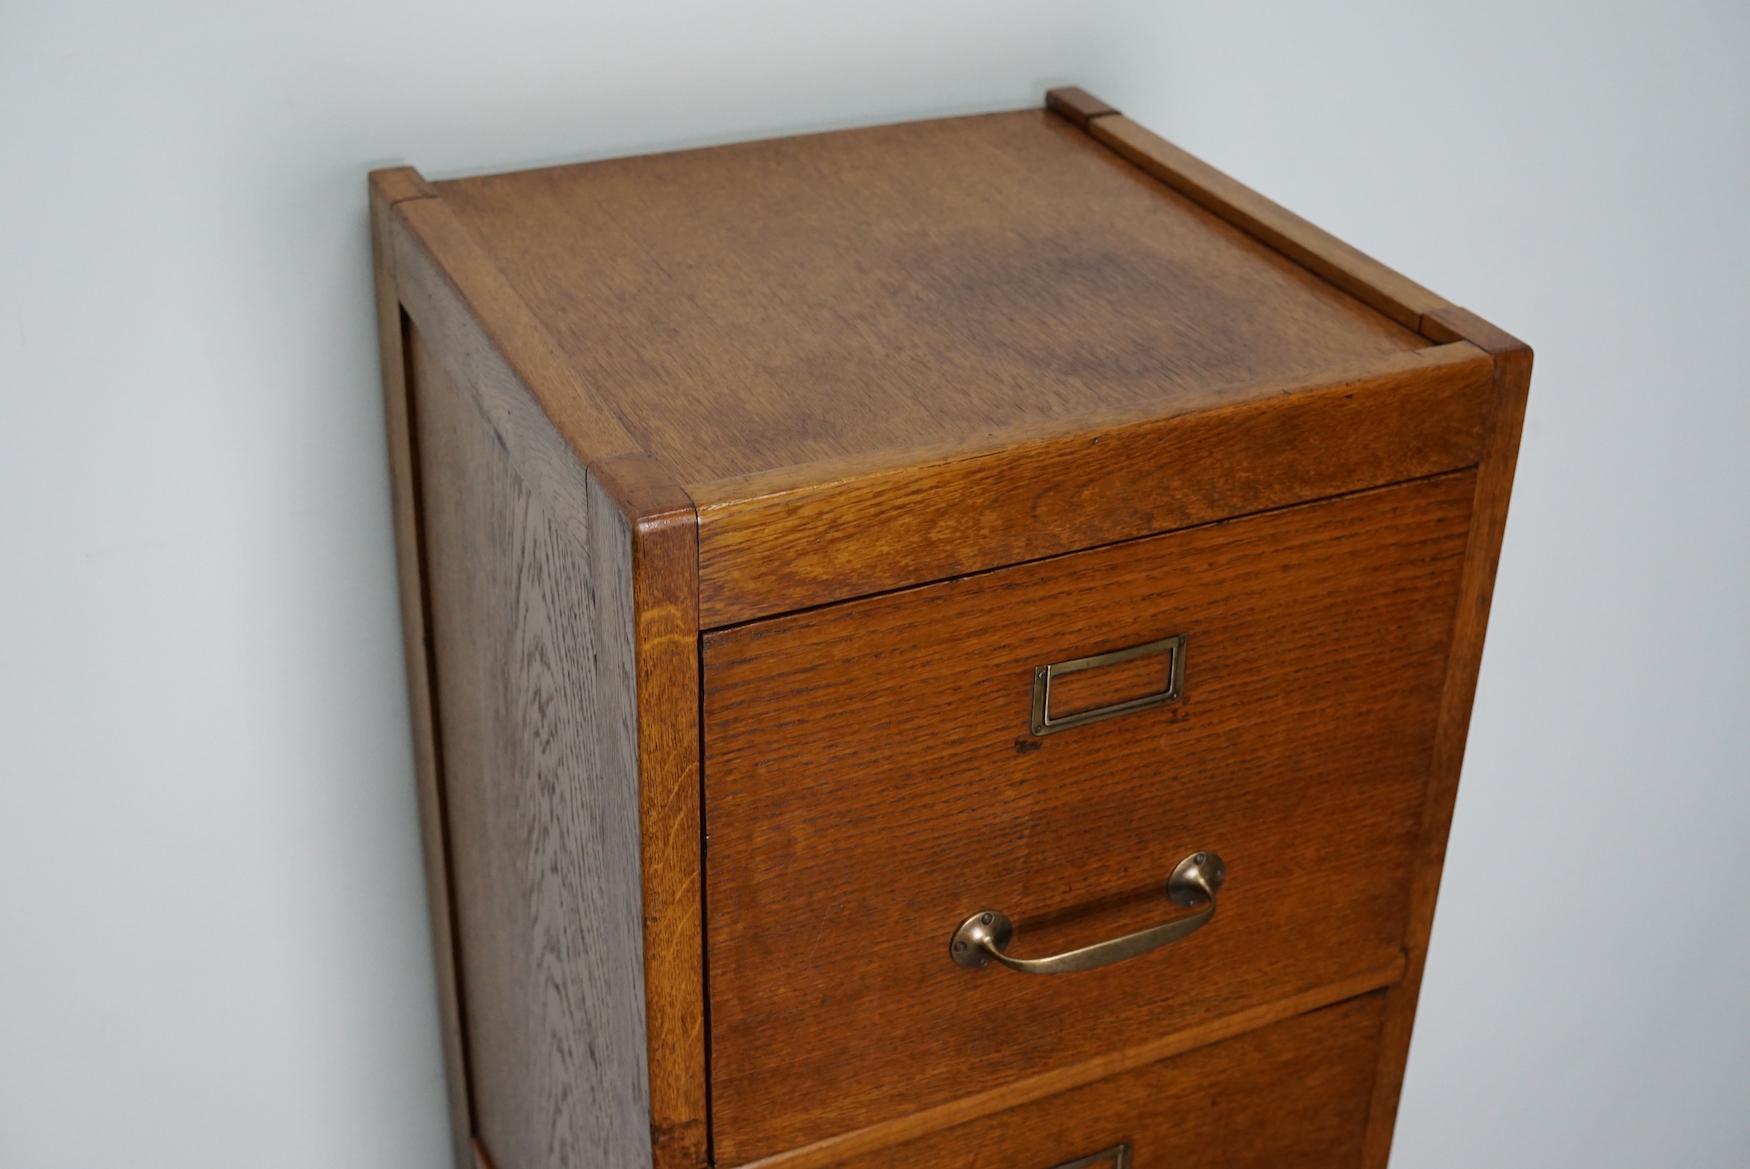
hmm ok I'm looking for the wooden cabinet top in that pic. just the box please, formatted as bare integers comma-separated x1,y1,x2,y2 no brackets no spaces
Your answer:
374,87,1518,627
425,104,1424,485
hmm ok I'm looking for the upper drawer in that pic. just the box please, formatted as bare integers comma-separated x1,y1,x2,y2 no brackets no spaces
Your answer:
701,472,1473,1166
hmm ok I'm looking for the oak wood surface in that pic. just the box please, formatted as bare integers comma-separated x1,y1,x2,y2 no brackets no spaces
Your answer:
783,993,1388,1169
372,87,1533,1169
702,473,1473,1163
434,108,1424,488
591,454,710,1169
412,329,655,1169
737,960,1402,1169
368,166,473,1169
388,171,712,1169
693,342,1490,626
391,193,642,474
1358,307,1533,1168
1083,113,1447,331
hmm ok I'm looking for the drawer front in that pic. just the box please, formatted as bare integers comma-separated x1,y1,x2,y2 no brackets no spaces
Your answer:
702,473,1472,1164
829,993,1386,1169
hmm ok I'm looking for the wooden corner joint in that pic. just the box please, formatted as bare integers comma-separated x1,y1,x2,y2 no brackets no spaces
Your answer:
368,165,438,209
1418,305,1531,361
590,452,700,533
1046,86,1120,129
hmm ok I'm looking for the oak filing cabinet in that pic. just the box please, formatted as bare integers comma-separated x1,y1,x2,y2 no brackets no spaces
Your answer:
370,86,1530,1169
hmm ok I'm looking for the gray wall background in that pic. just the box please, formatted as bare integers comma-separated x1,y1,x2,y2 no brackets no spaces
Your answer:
3,2,1745,1165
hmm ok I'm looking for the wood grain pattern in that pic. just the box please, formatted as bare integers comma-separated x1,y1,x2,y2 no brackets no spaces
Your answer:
412,329,654,1169
373,90,1533,1169
434,108,1424,486
1084,113,1448,332
784,994,1389,1169
391,193,642,474
592,455,709,1169
388,186,711,1169
693,343,1490,627
1359,307,1532,1169
737,960,1402,1169
702,474,1474,1163
368,166,473,1169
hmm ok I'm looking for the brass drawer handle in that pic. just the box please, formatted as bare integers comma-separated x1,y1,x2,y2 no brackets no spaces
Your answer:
1030,634,1186,736
950,852,1225,975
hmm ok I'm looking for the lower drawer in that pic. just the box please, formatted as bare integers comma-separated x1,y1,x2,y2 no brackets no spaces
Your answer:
818,992,1386,1169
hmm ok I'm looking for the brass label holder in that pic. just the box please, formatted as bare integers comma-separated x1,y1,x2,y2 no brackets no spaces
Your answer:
1030,634,1186,736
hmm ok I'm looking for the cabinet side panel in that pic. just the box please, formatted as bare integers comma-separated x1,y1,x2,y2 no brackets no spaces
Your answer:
410,328,655,1169
369,169,473,1169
